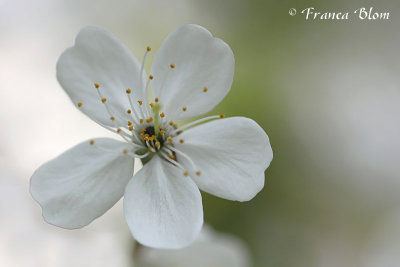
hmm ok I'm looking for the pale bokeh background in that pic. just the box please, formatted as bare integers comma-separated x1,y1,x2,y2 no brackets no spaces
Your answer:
1,0,400,266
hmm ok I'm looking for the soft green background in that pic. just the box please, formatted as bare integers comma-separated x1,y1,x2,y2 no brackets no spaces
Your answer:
1,0,400,266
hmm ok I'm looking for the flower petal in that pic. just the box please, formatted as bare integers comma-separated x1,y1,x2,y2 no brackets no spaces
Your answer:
30,138,135,229
174,117,273,201
57,26,146,127
151,24,234,120
124,155,203,249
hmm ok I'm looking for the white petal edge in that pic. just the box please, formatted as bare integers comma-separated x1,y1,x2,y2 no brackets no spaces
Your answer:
30,138,135,229
124,155,203,249
174,117,273,201
151,24,234,120
57,26,146,127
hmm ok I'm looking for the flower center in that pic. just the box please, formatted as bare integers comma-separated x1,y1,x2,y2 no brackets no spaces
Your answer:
78,46,226,177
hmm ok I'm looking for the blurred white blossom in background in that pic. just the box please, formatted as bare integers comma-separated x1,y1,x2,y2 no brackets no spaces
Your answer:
136,225,252,267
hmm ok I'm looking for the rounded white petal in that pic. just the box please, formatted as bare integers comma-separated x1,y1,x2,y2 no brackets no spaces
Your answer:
136,225,252,267
30,138,135,229
124,155,203,249
151,24,234,120
57,26,146,127
175,117,273,201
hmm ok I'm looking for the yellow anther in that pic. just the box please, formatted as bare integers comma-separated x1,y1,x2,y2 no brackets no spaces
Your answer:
179,139,184,144
138,100,143,105
158,125,161,129
160,112,165,118
94,83,100,88
149,75,154,80
144,134,149,138
146,46,151,52
169,121,174,126
141,128,146,133
146,117,153,123
128,121,132,126
123,149,128,154
126,88,131,94
148,147,153,152
117,128,121,133
196,171,201,176
140,119,144,124
77,102,83,107
89,140,95,145
155,97,159,103
160,130,166,135
101,98,107,103
203,86,208,92
219,114,225,118
170,63,175,69
168,154,175,159
149,103,154,108
129,126,134,131
167,137,173,142
110,116,115,121
151,135,157,141
155,141,160,148
182,106,187,112
183,171,188,176
127,109,131,114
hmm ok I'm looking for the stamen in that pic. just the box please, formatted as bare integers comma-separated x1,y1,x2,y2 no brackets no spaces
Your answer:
203,86,208,92
170,63,175,69
90,140,95,145
77,102,83,107
167,137,173,142
182,106,187,112
140,119,144,124
127,109,132,114
155,97,159,103
94,83,122,124
128,121,132,126
179,139,184,144
196,171,201,176
139,46,150,96
173,115,221,133
160,151,188,175
129,125,134,131
142,75,154,117
138,100,143,105
166,145,200,175
125,88,140,125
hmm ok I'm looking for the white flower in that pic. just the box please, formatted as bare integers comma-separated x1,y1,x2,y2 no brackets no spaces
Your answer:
30,24,273,249
136,225,252,267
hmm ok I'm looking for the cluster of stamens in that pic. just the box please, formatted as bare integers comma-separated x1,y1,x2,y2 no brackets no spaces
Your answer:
77,46,225,177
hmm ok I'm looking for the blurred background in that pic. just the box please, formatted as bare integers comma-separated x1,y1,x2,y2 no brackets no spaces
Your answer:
1,0,400,266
